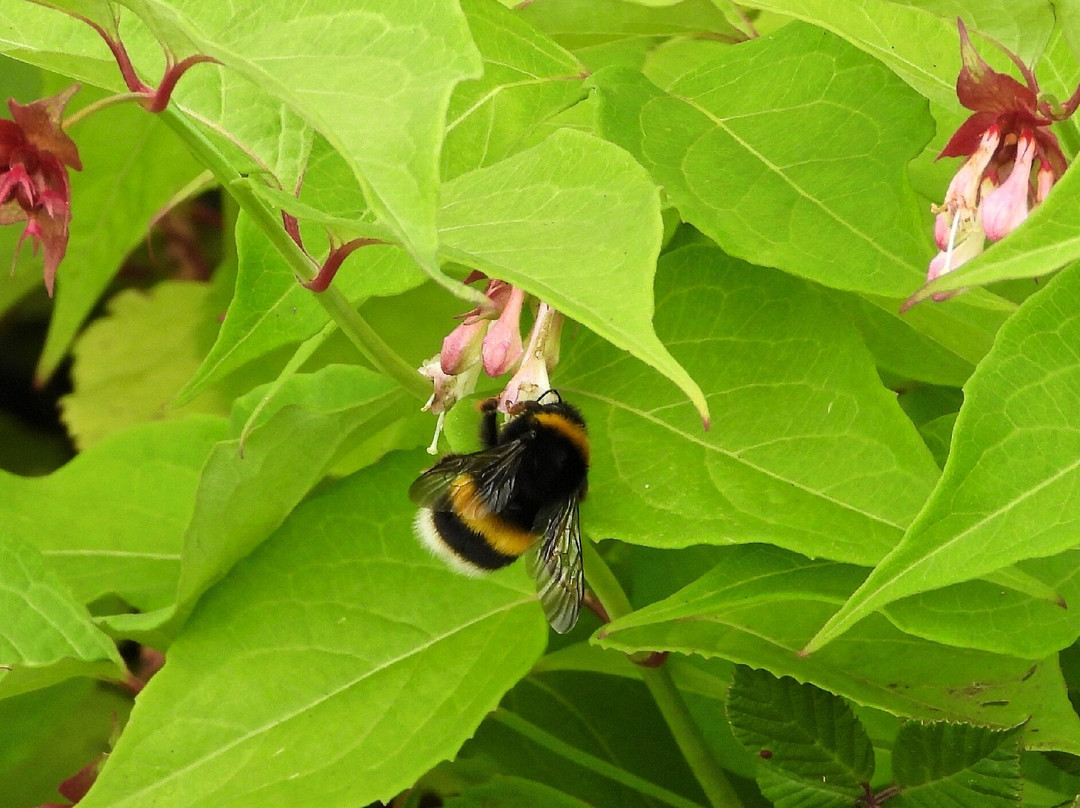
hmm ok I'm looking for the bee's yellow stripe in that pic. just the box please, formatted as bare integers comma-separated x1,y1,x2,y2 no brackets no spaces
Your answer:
534,412,590,463
448,475,537,557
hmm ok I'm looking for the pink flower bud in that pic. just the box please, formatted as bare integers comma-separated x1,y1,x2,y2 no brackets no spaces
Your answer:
439,319,486,375
481,284,525,376
933,212,950,250
981,132,1035,241
1036,159,1054,204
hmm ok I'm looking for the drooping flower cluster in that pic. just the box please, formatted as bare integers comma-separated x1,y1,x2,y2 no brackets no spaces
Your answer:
419,274,563,452
926,20,1072,299
0,86,82,296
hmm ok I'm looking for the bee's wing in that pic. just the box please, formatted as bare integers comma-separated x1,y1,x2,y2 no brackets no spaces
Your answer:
409,441,528,514
527,496,583,634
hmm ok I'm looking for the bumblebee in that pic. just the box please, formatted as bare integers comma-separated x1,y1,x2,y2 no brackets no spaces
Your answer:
410,391,589,633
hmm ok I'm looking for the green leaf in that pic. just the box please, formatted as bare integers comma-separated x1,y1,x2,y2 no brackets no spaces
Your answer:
597,544,1080,753
0,4,315,232
881,551,1080,660
0,533,124,697
519,0,741,51
104,365,407,639
444,777,594,808
439,127,708,422
62,281,243,448
727,667,873,808
892,722,1022,808
590,23,935,297
809,261,1080,651
466,671,707,808
829,291,1009,388
563,246,939,565
119,0,482,275
443,0,587,181
746,2,1054,105
35,90,206,380
2,416,226,611
27,0,119,35
79,452,547,808
174,211,424,405
0,677,131,808
918,413,957,469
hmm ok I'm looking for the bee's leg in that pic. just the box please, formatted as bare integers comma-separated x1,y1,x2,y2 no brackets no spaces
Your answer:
478,397,500,448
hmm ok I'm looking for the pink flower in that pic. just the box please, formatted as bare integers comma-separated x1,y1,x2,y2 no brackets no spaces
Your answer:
440,318,486,375
919,20,1078,303
498,302,563,412
981,131,1035,240
0,86,82,296
482,284,525,376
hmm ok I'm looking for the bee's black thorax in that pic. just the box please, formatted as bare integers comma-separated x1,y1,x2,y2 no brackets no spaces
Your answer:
483,401,588,534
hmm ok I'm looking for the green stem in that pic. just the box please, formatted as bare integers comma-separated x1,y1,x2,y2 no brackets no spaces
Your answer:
492,709,707,808
63,91,148,130
157,109,430,400
582,541,745,808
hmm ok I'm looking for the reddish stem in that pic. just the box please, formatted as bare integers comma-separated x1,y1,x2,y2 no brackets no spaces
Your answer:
146,54,221,112
302,237,387,292
282,211,304,250
582,589,610,624
85,20,218,113
1053,81,1080,120
86,21,152,94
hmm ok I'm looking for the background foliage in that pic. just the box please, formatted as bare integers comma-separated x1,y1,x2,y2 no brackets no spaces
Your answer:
2,1,1080,807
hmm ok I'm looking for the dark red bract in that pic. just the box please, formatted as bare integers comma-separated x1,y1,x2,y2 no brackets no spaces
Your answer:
0,85,82,296
939,21,1066,179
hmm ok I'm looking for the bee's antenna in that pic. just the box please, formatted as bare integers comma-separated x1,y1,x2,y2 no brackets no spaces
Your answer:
538,389,562,404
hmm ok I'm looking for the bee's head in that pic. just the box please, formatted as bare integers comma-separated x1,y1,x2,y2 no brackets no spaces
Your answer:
511,391,586,431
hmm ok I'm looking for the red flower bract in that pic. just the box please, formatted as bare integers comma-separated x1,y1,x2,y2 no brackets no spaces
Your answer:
0,85,82,296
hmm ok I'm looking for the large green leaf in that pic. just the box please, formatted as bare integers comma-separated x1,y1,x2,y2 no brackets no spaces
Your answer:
2,416,226,611
62,280,242,448
0,533,124,697
443,0,587,181
103,365,409,640
883,551,1080,660
746,2,1054,104
828,290,1009,387
79,452,547,808
809,260,1080,651
561,246,938,565
439,128,708,422
116,0,481,275
597,544,1080,753
590,22,935,298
